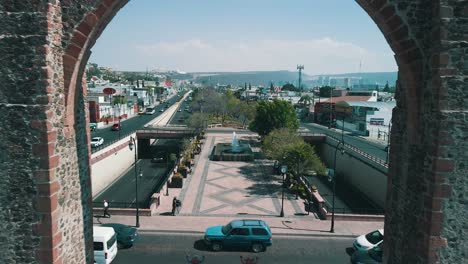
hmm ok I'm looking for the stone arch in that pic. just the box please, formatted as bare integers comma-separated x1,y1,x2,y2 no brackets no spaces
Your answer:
2,1,464,264
66,1,432,263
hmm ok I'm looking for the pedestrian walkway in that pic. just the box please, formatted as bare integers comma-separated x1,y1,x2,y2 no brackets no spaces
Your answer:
172,132,316,218
93,129,383,238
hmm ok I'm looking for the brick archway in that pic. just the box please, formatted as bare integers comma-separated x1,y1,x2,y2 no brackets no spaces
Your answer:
1,1,464,264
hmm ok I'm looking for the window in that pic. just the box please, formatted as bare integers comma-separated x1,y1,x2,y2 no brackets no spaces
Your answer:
365,231,384,244
231,228,249,236
252,228,268,235
94,242,104,251
106,234,117,250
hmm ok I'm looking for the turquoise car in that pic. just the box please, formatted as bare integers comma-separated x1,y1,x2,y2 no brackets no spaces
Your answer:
204,219,273,253
90,123,97,131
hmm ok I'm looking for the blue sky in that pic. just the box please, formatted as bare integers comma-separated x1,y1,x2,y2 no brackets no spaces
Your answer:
89,0,397,75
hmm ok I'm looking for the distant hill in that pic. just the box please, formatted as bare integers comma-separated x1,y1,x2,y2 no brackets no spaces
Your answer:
192,71,302,86
192,70,397,87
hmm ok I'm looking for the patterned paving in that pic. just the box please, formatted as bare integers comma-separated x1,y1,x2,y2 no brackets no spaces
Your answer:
178,132,316,218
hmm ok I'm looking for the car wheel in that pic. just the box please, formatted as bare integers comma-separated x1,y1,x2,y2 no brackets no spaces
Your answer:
251,243,264,253
211,241,222,252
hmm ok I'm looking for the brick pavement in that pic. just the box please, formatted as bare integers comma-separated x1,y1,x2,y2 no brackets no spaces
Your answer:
93,129,383,238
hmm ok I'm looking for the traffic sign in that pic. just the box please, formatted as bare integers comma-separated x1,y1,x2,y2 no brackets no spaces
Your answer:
103,87,116,95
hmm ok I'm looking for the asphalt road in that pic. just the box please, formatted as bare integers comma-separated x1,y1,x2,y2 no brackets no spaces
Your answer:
301,122,388,161
93,94,193,206
90,90,187,151
113,232,354,264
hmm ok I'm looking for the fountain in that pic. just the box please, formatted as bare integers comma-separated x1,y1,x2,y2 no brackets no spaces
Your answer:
231,132,241,153
211,132,254,161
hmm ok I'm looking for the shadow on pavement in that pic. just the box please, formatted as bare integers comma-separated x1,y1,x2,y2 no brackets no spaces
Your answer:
346,247,356,256
193,240,209,251
193,240,264,253
160,212,174,216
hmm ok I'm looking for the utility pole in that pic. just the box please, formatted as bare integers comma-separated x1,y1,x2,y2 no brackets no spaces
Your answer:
297,65,304,93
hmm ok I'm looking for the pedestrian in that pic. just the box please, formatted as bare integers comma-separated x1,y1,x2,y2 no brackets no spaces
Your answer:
103,199,111,218
172,197,177,216
175,199,182,214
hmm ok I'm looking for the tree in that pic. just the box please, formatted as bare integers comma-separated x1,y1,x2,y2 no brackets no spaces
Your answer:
298,95,313,107
319,86,335,97
239,101,257,127
262,128,303,161
249,99,299,137
282,141,326,180
187,113,209,129
262,129,326,180
281,83,297,91
383,81,390,92
113,96,126,105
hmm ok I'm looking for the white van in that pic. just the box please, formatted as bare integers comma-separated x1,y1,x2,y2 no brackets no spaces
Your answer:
93,226,118,264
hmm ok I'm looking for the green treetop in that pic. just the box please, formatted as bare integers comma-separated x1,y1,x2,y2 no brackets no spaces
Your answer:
249,99,299,137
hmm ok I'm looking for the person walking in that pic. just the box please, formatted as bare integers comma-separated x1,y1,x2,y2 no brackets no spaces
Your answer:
172,197,177,216
103,199,111,218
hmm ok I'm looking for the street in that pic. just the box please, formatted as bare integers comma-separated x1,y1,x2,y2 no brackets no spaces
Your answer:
301,122,388,160
93,100,193,206
113,232,354,264
91,91,186,150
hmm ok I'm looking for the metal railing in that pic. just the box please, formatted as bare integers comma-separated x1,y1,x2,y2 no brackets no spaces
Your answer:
91,130,135,154
327,134,389,169
92,201,148,209
323,202,385,215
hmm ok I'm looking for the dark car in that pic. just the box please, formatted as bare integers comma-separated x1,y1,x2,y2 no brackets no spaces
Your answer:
100,223,138,248
151,151,166,163
204,219,272,253
350,241,383,264
111,123,122,131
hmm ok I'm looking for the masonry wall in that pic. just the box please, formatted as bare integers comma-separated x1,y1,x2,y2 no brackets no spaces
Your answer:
0,1,466,264
319,142,388,208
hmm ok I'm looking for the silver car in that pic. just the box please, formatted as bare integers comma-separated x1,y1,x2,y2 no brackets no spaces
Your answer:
90,137,104,148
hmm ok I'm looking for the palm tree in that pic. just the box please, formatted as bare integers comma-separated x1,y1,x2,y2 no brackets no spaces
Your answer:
298,95,313,107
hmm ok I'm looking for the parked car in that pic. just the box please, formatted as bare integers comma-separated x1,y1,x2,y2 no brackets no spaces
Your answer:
90,137,104,148
90,123,97,131
350,241,383,264
111,123,122,131
100,223,138,249
159,108,164,112
204,219,272,253
93,226,118,264
177,109,182,112
353,229,384,251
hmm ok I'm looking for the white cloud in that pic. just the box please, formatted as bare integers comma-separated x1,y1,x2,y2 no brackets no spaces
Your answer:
132,38,397,74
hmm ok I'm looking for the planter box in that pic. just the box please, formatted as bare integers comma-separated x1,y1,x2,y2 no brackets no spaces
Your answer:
178,167,188,178
170,177,183,188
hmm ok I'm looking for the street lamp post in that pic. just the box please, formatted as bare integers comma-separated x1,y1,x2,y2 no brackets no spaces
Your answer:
330,141,345,233
328,87,334,129
280,165,288,217
386,118,392,164
128,136,140,228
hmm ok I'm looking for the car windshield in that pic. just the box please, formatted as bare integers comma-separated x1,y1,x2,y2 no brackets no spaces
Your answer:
92,138,100,142
221,223,232,235
365,230,384,244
